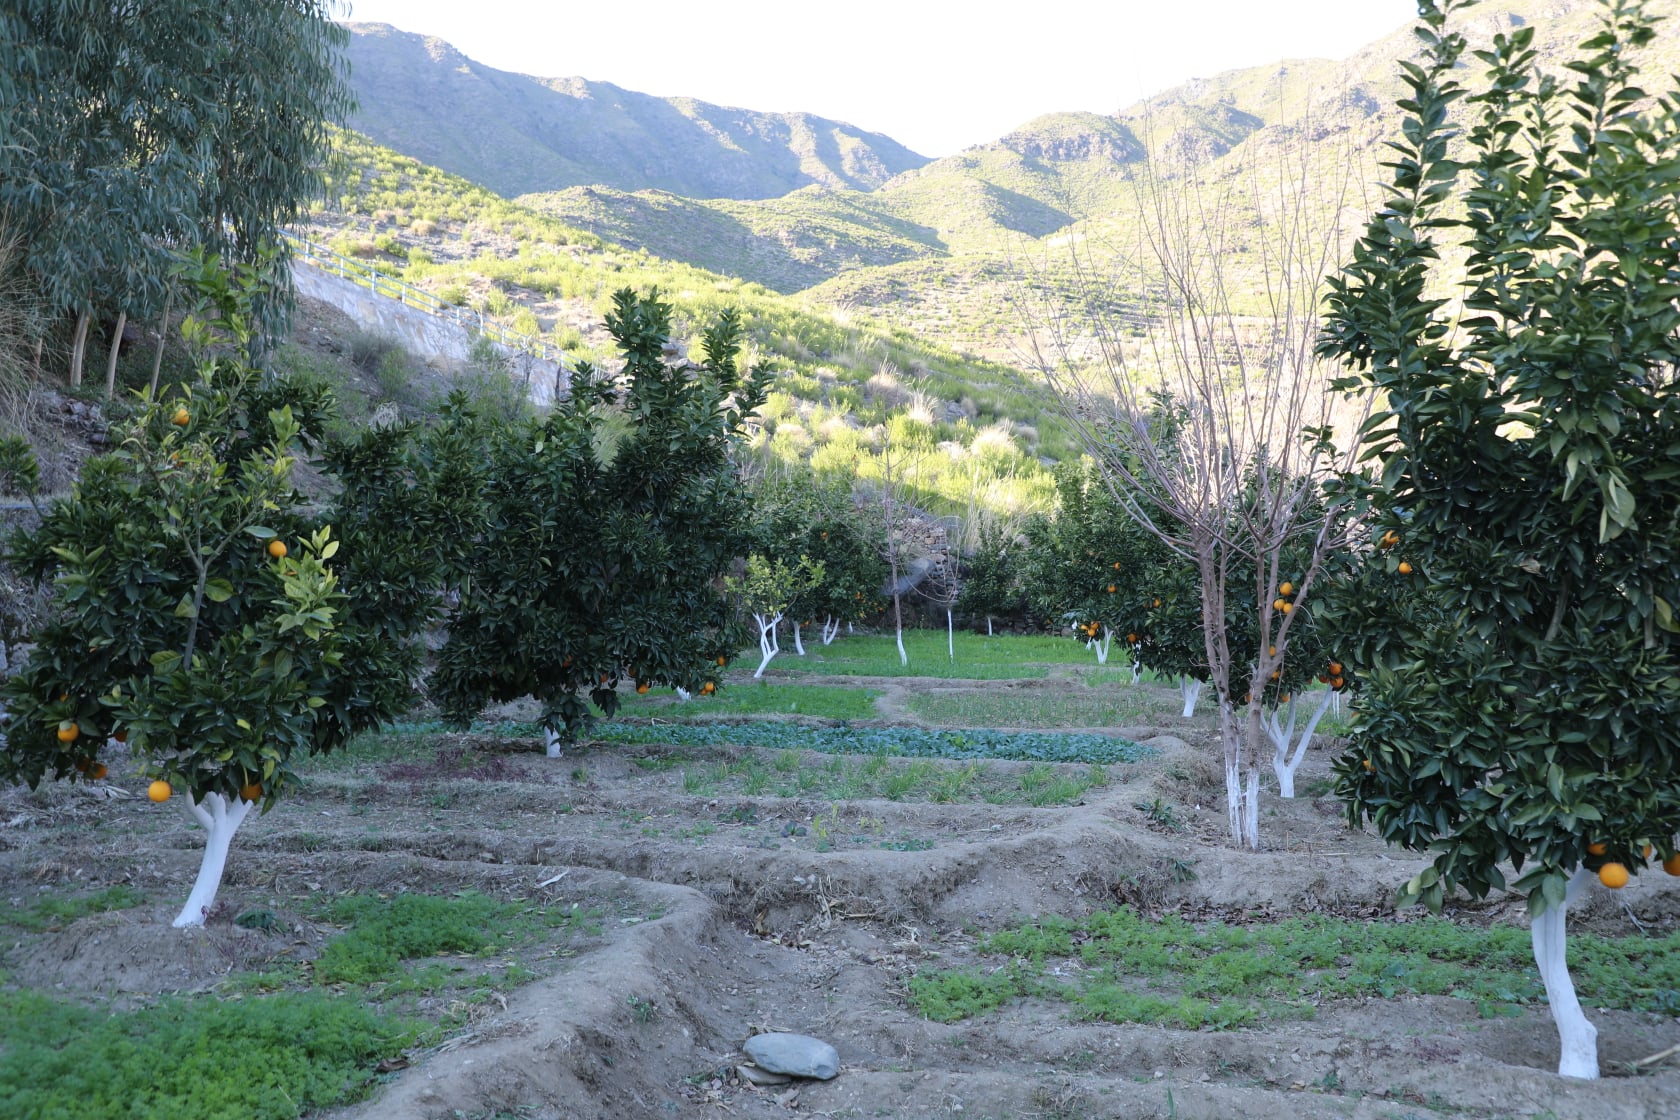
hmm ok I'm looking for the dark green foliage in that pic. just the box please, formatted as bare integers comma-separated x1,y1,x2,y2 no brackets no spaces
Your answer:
591,720,1153,765
1318,0,1680,913
0,1,353,340
0,989,416,1120
909,906,1680,1027
430,289,770,740
0,885,144,932
748,467,889,630
954,516,1026,629
314,892,560,985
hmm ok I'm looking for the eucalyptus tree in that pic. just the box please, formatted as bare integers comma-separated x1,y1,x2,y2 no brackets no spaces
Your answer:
0,1,352,378
1319,0,1680,1080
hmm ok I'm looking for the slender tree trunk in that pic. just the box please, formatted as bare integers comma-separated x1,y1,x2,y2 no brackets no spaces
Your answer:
753,612,781,677
1534,868,1599,1079
893,594,907,666
792,621,806,656
104,310,127,398
1180,677,1203,718
947,609,954,660
545,727,564,758
68,310,91,387
150,286,174,396
1267,689,1334,797
986,615,993,637
172,792,256,928
821,616,840,645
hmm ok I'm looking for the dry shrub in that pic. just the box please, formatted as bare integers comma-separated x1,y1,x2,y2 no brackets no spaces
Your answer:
410,218,438,237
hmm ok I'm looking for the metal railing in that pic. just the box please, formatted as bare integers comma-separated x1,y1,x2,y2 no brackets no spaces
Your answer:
281,230,561,364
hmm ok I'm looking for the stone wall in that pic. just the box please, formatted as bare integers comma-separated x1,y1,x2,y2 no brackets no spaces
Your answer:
291,264,568,405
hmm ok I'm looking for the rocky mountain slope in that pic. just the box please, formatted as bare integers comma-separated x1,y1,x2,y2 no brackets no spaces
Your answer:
342,22,930,200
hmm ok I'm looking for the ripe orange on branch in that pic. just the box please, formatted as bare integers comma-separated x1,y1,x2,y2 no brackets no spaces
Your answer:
267,539,288,559
1598,862,1630,889
171,407,190,427
56,720,79,743
147,780,172,803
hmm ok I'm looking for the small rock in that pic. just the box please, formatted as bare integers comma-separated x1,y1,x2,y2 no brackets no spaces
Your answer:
737,1064,793,1087
743,1032,840,1080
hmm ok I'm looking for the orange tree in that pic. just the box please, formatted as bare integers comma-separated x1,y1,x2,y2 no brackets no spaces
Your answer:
428,289,768,752
747,467,886,652
0,259,457,927
1318,0,1680,1079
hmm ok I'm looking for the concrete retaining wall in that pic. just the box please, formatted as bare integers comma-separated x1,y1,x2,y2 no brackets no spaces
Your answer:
291,264,569,405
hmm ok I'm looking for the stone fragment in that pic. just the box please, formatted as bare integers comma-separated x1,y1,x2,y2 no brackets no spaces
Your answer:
743,1032,840,1080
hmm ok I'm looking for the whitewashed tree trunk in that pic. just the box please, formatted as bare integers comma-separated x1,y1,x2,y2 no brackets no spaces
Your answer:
753,611,783,677
792,621,806,656
545,727,563,758
947,609,954,660
1092,626,1113,665
1534,868,1599,1079
104,309,127,398
172,792,255,928
1130,659,1142,684
821,616,841,645
1220,700,1262,849
1266,689,1335,797
986,616,993,636
674,687,692,702
1179,677,1203,718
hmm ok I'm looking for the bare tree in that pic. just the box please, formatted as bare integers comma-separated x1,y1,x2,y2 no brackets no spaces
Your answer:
1018,119,1371,849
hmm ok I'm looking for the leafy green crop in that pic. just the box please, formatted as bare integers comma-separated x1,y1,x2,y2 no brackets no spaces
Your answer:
909,907,1680,1027
0,989,417,1120
593,721,1151,765
0,884,144,932
314,892,586,986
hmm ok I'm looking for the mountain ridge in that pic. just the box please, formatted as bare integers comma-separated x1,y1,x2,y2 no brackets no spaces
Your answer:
342,22,930,200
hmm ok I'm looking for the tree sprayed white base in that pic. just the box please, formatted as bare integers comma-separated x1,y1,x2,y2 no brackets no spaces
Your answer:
752,611,783,678
1179,678,1203,718
947,609,954,660
1224,757,1261,849
792,621,806,657
820,616,841,645
172,792,255,928
1090,626,1114,665
1534,868,1599,1079
1265,690,1335,798
545,727,564,758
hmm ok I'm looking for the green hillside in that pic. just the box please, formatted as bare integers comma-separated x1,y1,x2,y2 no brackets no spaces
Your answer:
304,132,1064,518
342,22,930,200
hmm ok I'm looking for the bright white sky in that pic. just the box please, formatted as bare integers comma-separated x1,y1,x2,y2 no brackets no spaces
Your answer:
339,1,1418,157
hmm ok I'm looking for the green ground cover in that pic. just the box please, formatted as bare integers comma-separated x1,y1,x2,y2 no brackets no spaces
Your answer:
594,721,1152,765
616,682,881,721
767,632,1131,679
910,907,1680,1029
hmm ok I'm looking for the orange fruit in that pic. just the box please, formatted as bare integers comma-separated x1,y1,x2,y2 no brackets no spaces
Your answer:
1272,598,1286,611
701,681,716,695
1107,584,1117,593
1126,633,1138,643
147,780,172,803
1112,562,1120,570
112,729,127,744
1269,670,1280,681
90,763,108,780
1397,561,1413,575
56,720,79,743
1586,840,1607,856
240,782,263,802
1328,661,1343,676
1280,602,1293,615
1362,759,1374,772
1331,676,1345,689
1598,862,1629,889
1279,581,1294,596
267,539,288,559
1663,853,1680,876
716,656,727,666
1151,599,1161,608
821,531,828,539
1642,843,1654,861
636,683,650,695
171,407,190,426
1268,646,1276,656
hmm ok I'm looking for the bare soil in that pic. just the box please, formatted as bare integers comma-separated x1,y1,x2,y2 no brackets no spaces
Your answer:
2,675,1678,1120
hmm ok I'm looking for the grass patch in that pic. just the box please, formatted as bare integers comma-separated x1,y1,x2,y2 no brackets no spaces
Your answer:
0,987,419,1120
667,749,1111,806
0,884,145,932
594,721,1152,765
909,907,1680,1027
768,632,1117,678
903,687,1171,729
617,682,881,720
313,891,597,988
